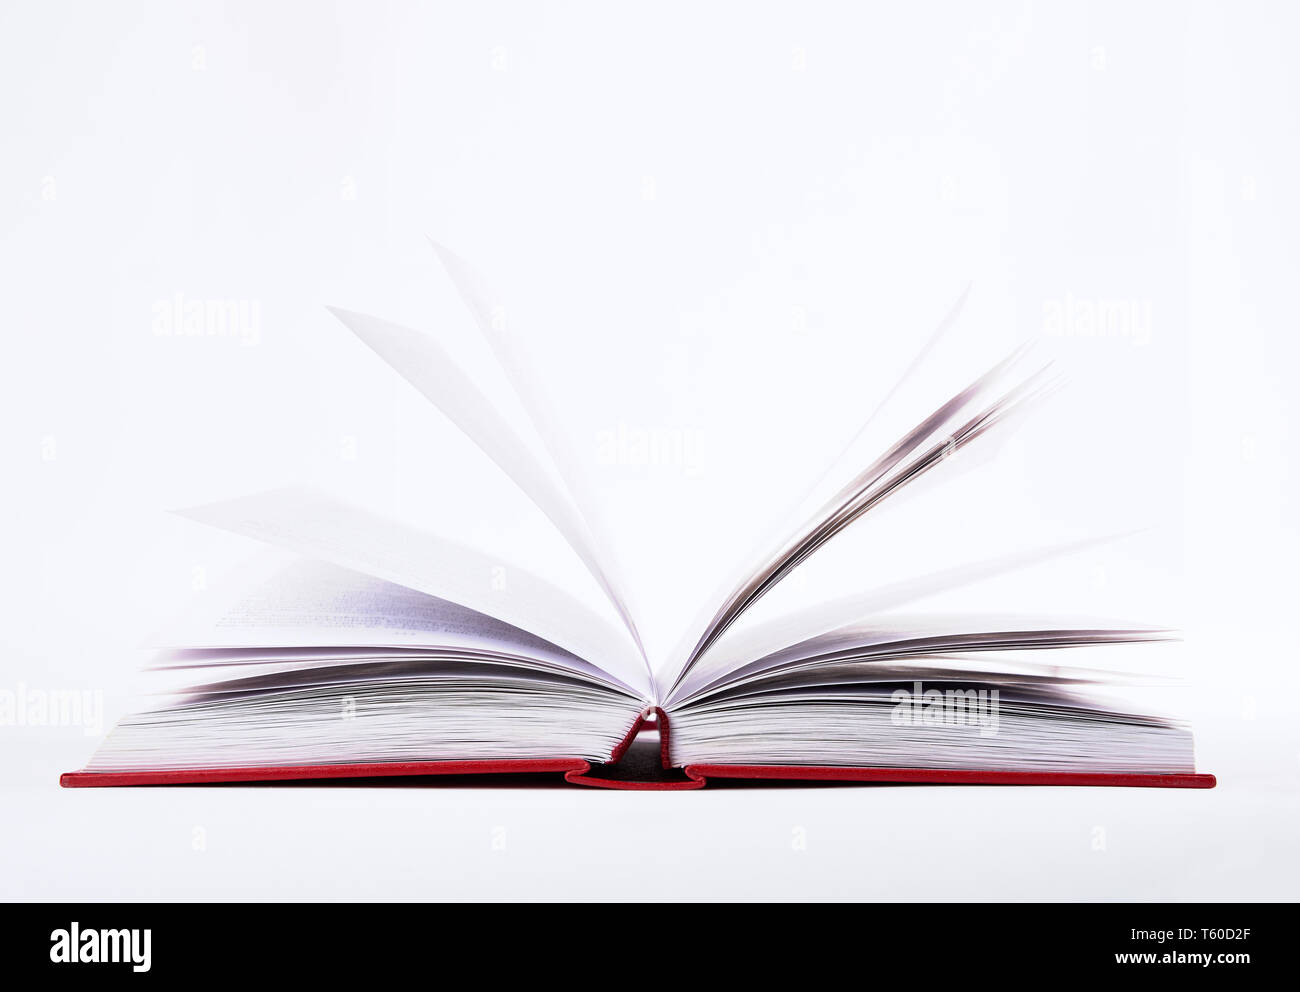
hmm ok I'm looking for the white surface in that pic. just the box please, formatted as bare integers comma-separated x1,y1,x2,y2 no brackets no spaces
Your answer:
2,0,1297,900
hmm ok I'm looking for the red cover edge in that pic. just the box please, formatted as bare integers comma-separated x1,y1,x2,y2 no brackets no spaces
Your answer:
59,759,590,788
560,771,704,791
683,765,1217,788
59,763,1215,790
605,710,650,763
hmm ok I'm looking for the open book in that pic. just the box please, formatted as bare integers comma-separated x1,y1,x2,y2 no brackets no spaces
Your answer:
63,245,1214,790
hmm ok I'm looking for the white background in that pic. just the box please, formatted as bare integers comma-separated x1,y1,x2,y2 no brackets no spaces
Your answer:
1,0,1296,900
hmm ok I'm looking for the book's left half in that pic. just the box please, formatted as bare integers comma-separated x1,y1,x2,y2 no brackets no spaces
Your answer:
62,554,647,784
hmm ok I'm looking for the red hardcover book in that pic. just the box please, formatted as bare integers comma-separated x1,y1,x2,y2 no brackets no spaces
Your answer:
62,709,1215,791
62,249,1215,792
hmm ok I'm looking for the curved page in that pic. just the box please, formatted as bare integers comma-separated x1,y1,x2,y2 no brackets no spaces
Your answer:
175,487,652,698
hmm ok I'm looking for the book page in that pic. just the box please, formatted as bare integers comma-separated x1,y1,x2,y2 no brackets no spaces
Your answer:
669,533,1124,703
426,243,650,655
175,487,652,698
662,347,1048,700
327,302,651,684
675,613,1172,705
149,556,638,695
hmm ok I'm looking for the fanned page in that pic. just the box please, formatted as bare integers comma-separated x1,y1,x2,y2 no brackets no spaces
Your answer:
148,556,636,696
677,614,1174,703
175,487,651,698
426,241,643,656
663,343,1054,702
669,532,1133,703
328,287,650,684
